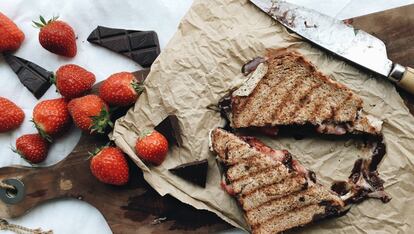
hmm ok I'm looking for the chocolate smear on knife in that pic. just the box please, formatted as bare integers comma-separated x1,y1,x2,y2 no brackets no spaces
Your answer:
4,54,52,99
155,115,182,147
169,159,209,188
87,26,160,67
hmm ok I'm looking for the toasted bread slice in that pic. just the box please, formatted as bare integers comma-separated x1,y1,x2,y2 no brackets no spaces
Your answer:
228,49,381,136
211,128,345,233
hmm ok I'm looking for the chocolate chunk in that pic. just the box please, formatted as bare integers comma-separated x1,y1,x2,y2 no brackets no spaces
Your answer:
87,26,160,67
241,57,266,75
331,181,350,196
281,153,294,171
4,54,52,99
312,200,348,221
132,68,150,83
155,115,182,147
169,159,208,188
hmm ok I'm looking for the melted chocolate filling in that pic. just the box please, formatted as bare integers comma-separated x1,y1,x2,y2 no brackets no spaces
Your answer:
282,153,294,171
241,57,266,76
312,200,349,222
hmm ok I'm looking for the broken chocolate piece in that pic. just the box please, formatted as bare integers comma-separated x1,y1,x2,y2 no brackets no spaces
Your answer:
241,57,267,76
155,115,182,147
132,68,150,83
169,159,208,188
87,26,160,67
4,54,52,99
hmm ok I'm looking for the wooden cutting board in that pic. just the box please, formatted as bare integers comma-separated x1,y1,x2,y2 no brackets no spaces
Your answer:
0,4,413,234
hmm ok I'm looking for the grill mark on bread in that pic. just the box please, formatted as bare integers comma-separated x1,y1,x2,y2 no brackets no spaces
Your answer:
277,79,322,122
310,85,333,123
270,75,304,122
228,162,289,183
227,157,282,181
245,185,339,226
242,66,290,126
240,175,308,211
232,167,295,195
332,93,353,121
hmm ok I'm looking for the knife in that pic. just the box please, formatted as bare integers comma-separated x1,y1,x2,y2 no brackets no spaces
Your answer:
250,0,414,94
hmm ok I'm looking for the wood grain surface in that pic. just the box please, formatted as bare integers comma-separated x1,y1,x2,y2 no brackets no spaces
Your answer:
0,4,413,234
351,4,414,114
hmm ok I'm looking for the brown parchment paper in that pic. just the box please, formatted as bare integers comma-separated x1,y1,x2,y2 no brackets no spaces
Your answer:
111,0,414,232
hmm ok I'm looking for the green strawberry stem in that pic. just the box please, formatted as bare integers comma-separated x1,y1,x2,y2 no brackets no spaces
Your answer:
139,129,152,139
32,15,59,29
90,108,113,134
49,74,56,85
10,146,35,166
86,142,112,160
131,81,144,94
31,120,53,143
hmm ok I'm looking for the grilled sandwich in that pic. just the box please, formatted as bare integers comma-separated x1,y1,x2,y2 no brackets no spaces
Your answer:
210,128,346,234
220,49,382,136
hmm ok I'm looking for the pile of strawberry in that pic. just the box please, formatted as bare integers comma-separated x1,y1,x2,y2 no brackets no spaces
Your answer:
0,13,169,186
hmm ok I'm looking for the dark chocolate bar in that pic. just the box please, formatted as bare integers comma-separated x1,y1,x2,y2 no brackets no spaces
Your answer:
169,159,209,188
155,115,182,147
4,54,52,99
87,26,160,67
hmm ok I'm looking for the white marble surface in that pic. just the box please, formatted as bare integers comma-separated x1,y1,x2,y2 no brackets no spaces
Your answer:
0,0,412,233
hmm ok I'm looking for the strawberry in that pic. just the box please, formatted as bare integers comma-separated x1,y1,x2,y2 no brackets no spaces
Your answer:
0,97,25,133
135,130,169,166
0,13,25,52
33,16,76,57
68,94,112,134
54,64,96,99
13,134,49,164
90,146,129,185
99,72,143,106
33,98,71,141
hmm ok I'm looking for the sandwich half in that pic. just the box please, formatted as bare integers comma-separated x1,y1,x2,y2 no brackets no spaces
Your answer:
210,128,346,234
220,49,382,136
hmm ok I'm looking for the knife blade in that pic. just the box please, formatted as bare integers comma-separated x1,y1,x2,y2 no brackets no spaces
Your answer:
250,0,414,94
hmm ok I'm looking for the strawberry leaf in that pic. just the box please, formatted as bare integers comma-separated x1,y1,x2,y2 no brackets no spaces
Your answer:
39,15,47,25
90,107,113,134
32,21,44,28
32,120,53,143
49,74,56,85
131,81,145,94
10,146,35,166
139,129,152,139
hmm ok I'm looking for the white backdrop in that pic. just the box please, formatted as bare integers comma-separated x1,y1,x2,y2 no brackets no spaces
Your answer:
0,0,413,233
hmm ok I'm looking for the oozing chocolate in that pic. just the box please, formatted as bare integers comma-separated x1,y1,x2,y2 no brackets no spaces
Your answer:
332,140,391,205
241,57,267,76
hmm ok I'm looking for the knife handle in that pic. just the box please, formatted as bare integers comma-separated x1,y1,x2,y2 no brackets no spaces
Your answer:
398,67,414,94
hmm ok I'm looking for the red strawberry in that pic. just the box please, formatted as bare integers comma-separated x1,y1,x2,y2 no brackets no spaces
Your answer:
0,13,25,52
0,97,25,133
135,130,169,166
68,94,112,134
54,64,96,99
13,134,49,164
90,146,129,185
33,98,71,141
99,72,143,106
33,16,76,57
